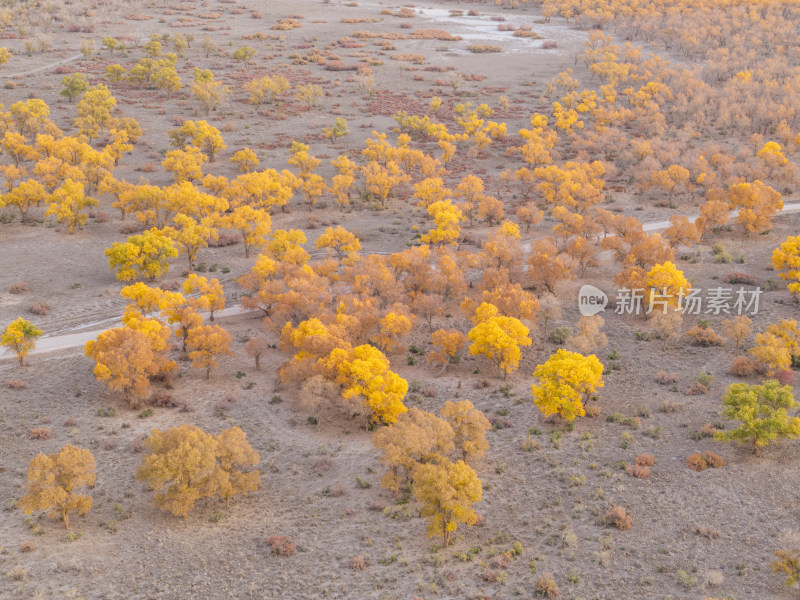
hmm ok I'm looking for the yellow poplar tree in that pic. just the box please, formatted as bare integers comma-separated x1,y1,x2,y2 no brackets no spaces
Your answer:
45,179,98,233
440,400,491,463
371,407,455,493
105,229,178,281
186,324,233,378
224,205,271,257
325,344,408,424
773,236,800,296
531,348,604,421
18,444,96,529
183,274,225,320
467,303,531,377
1,317,43,366
428,329,467,375
3,179,46,222
412,459,482,548
135,425,260,517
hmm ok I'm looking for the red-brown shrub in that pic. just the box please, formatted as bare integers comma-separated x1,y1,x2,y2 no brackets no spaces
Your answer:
6,380,27,390
687,325,725,346
151,390,176,407
28,301,51,316
207,231,239,247
119,222,143,234
9,281,28,294
684,382,708,396
655,371,677,384
542,40,558,49
29,427,51,440
730,356,756,377
686,453,707,471
605,505,632,530
625,464,650,479
267,536,296,556
724,272,757,286
635,453,655,466
704,451,726,468
349,555,367,570
773,369,795,386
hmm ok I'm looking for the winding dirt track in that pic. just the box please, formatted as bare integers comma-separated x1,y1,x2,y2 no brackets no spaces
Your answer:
0,53,82,78
1,203,798,363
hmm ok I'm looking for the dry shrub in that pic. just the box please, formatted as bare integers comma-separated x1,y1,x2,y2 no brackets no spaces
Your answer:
467,44,502,53
119,222,142,234
251,10,263,19
272,19,302,30
773,369,795,386
207,231,239,247
686,453,707,471
480,570,505,582
730,356,756,377
140,162,157,173
129,435,146,453
150,390,175,407
158,280,181,292
694,524,721,539
313,457,332,475
699,423,718,437
659,400,682,413
585,405,600,417
325,61,359,71
6,379,27,390
605,505,632,530
9,281,28,294
410,29,461,41
267,536,296,556
704,451,726,468
390,53,425,63
19,541,34,553
63,417,77,427
514,30,542,38
490,416,512,429
329,483,346,497
635,453,655,466
489,553,511,569
625,464,650,479
724,272,757,286
655,371,677,384
349,555,368,571
687,325,725,346
91,211,108,223
29,427,51,440
28,301,51,316
685,382,708,396
534,574,561,598
542,40,558,49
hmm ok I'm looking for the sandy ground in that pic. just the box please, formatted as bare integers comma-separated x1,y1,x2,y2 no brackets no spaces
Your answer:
0,0,799,599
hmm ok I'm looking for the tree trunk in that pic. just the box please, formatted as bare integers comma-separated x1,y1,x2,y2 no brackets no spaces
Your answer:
63,509,70,530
